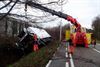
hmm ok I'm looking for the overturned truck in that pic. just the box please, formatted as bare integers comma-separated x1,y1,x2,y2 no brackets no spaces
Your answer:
16,27,51,51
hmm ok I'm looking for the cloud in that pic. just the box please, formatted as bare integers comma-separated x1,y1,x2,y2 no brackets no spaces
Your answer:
63,0,100,29
0,0,100,29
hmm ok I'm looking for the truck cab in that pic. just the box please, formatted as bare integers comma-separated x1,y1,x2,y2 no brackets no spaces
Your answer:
65,25,91,47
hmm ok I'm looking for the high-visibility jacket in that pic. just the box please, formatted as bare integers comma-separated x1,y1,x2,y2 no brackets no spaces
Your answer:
74,32,88,46
34,34,38,41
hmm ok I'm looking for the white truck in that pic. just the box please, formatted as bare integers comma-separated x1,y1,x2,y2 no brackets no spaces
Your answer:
16,27,51,51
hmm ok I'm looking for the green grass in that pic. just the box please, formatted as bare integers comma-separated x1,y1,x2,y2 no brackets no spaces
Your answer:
8,41,59,67
96,40,100,43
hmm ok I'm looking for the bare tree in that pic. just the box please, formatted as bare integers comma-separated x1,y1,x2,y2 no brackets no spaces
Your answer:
92,16,100,40
0,0,68,37
0,0,67,22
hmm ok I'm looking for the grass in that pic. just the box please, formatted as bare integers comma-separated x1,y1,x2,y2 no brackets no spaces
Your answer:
8,41,59,67
96,40,100,43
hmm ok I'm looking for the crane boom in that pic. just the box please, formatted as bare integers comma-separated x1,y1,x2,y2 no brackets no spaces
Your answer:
26,1,81,28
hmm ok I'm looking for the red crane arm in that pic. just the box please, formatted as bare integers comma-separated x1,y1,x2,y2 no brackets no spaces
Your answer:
27,1,81,28
66,15,81,28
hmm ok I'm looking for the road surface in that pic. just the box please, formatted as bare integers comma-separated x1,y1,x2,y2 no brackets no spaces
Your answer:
46,43,100,67
74,43,100,67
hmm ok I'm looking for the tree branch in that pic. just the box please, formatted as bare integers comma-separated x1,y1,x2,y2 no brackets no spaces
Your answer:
0,0,12,10
0,0,19,20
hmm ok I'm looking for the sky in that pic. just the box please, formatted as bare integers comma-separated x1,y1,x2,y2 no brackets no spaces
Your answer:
62,0,100,29
33,0,100,29
0,0,100,29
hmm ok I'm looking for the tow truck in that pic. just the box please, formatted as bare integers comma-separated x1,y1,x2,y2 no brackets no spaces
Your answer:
25,1,90,47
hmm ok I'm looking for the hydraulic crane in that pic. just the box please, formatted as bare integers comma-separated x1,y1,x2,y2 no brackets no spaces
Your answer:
26,1,80,28
26,1,88,48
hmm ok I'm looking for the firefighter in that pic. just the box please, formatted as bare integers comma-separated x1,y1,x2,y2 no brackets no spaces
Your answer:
68,34,75,54
92,39,96,48
33,34,39,52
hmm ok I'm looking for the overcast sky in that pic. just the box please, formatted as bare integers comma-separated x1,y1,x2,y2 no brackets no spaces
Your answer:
0,0,100,29
37,0,100,29
62,0,100,29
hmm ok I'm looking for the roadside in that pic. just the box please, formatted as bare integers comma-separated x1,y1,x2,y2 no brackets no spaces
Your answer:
96,40,100,43
46,44,68,67
0,36,59,67
8,40,59,67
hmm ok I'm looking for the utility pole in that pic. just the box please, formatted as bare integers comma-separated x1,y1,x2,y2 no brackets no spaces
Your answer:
59,0,63,42
59,19,62,42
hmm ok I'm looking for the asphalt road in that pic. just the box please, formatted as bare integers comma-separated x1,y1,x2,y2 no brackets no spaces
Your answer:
46,43,73,67
73,44,100,67
46,43,100,67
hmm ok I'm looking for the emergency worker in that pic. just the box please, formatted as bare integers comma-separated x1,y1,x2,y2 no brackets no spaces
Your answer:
33,34,39,51
68,34,75,54
92,39,96,48
74,27,88,48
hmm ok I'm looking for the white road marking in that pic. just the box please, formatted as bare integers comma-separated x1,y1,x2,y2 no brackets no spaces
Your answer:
66,47,68,57
69,54,75,67
66,62,69,67
93,48,100,54
66,48,68,51
66,45,70,67
46,60,52,67
66,53,68,57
